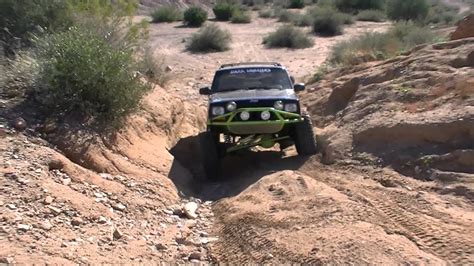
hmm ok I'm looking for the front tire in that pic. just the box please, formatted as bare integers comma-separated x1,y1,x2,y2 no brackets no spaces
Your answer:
199,131,221,181
293,115,318,156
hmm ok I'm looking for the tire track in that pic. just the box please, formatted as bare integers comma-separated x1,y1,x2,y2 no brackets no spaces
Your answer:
210,214,324,264
363,191,474,264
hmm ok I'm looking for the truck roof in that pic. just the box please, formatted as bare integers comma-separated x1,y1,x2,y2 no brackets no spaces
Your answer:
218,62,285,71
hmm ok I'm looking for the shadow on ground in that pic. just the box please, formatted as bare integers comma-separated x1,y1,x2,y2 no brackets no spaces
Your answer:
168,134,309,201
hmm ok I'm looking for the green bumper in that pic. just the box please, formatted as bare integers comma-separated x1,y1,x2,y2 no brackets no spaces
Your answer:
207,107,302,135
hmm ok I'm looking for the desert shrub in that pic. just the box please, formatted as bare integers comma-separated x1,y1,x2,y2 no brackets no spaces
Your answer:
329,32,398,65
339,12,355,24
309,64,329,83
231,10,252,23
356,9,386,22
278,9,299,22
138,49,169,86
0,0,73,56
386,0,429,21
0,51,39,98
186,24,232,52
294,13,314,26
329,22,437,66
390,22,437,48
335,0,385,11
258,9,274,18
288,0,305,8
34,27,150,121
263,24,313,48
425,0,459,25
183,6,208,27
312,8,344,36
151,6,182,23
213,2,237,21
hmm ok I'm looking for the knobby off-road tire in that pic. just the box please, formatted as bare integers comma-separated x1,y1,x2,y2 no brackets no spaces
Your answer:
294,115,318,156
199,131,221,181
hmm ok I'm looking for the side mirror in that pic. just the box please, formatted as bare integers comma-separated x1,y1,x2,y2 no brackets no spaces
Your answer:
294,83,305,92
290,76,295,84
199,87,211,95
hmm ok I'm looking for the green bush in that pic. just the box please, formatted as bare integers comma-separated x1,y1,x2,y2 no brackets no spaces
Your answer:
0,52,39,98
258,9,273,18
294,13,313,26
183,6,208,27
390,22,437,49
335,0,385,11
231,10,252,23
329,22,437,66
387,0,429,21
277,9,299,22
34,27,150,121
186,24,232,52
425,1,459,25
356,9,387,22
263,24,313,49
213,2,237,21
151,6,182,23
0,0,73,56
312,8,344,36
288,0,305,8
339,12,355,24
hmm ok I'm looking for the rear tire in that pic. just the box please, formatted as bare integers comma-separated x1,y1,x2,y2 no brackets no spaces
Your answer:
293,115,318,156
199,131,221,181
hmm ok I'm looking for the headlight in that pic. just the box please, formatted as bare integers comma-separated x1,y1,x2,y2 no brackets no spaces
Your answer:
212,106,225,116
284,103,298,113
240,111,250,121
226,101,237,111
261,110,271,120
273,101,284,110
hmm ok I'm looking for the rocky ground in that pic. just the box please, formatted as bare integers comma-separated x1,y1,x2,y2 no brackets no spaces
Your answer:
1,10,474,265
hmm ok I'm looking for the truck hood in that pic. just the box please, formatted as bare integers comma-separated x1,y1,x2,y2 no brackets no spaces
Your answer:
210,89,297,103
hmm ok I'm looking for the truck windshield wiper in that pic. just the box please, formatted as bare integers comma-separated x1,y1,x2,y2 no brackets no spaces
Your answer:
247,86,278,90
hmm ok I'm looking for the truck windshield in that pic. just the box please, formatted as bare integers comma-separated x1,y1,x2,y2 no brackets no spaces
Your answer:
211,67,292,92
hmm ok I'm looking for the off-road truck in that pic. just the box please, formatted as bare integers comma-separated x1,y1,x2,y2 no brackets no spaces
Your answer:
199,62,317,180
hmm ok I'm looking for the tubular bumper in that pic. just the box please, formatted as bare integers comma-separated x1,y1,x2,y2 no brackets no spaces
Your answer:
207,107,303,135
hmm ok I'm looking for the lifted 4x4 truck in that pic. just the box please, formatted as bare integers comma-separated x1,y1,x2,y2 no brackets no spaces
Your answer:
199,62,317,180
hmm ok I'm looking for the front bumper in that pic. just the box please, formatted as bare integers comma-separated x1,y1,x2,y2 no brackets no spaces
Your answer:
207,107,302,135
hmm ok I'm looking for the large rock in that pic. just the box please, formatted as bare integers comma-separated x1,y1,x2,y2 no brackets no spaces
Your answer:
450,14,474,40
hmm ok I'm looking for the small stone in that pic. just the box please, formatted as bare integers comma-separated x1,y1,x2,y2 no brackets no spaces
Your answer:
0,257,14,264
17,177,29,185
12,117,27,131
48,158,65,170
17,224,31,231
155,243,167,250
188,252,202,261
71,217,84,226
113,203,126,211
184,202,198,219
48,206,62,215
265,253,274,260
44,196,54,205
0,200,3,206
41,221,53,231
165,66,173,72
62,178,71,186
113,227,123,240
61,242,68,248
6,204,16,210
98,216,108,224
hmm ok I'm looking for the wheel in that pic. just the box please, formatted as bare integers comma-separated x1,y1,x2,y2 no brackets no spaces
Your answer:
293,115,318,156
199,131,221,181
